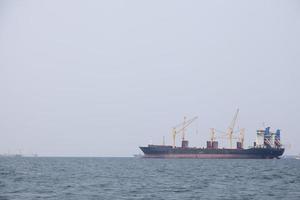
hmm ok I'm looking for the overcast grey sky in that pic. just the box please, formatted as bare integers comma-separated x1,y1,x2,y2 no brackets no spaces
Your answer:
0,0,299,156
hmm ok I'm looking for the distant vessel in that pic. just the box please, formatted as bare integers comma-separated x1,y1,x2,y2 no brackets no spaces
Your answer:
140,110,285,159
0,149,23,158
0,154,23,158
133,154,143,158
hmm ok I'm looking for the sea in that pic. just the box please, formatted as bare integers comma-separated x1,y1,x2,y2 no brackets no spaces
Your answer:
0,157,299,200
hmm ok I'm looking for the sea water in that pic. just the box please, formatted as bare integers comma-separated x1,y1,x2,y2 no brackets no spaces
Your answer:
0,157,299,200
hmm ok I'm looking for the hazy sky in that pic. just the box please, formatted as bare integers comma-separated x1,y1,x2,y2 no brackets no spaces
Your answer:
1,0,299,156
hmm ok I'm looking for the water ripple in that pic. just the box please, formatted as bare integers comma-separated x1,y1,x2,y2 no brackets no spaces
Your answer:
0,158,300,200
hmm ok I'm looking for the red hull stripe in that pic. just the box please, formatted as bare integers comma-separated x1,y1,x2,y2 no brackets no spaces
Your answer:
143,154,271,159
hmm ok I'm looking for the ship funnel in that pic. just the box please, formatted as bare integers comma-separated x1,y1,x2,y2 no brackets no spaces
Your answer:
264,127,272,147
265,127,270,136
275,129,281,139
275,129,281,147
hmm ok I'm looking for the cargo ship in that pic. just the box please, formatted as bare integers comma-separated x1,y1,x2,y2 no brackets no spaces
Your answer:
139,110,285,159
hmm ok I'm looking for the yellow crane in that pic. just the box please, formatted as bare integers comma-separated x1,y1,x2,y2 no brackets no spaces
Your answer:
227,109,239,149
171,116,198,148
239,128,245,148
211,127,245,148
211,109,244,149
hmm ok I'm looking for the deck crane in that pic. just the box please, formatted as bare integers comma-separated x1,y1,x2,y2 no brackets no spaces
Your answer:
227,109,239,149
211,127,245,148
171,116,198,148
239,128,245,148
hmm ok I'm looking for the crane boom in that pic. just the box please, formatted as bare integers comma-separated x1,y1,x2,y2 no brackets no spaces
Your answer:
172,116,198,148
211,109,245,149
227,109,239,148
229,109,239,130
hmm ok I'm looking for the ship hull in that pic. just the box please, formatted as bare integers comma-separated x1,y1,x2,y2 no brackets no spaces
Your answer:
140,145,284,159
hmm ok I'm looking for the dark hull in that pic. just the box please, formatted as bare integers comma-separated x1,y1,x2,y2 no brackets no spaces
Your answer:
139,145,284,159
